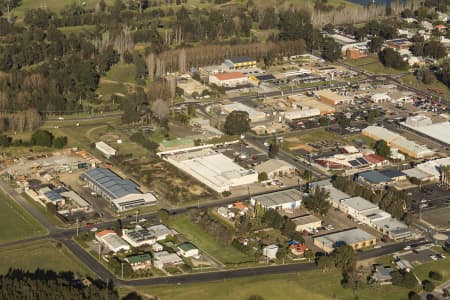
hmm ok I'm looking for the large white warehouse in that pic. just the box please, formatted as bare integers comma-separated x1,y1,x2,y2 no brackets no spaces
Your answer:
159,147,258,193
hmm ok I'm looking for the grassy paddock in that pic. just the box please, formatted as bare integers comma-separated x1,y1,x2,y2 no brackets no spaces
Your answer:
125,268,409,300
0,240,93,276
0,190,47,243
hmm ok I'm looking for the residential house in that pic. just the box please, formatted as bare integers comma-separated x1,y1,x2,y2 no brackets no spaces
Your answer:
152,243,164,252
177,242,199,258
371,265,394,285
122,227,156,247
148,224,173,241
153,251,183,270
95,230,130,253
125,254,152,271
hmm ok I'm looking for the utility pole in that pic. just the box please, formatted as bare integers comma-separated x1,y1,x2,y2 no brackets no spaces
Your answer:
135,210,139,224
76,217,79,237
121,262,124,280
98,243,101,260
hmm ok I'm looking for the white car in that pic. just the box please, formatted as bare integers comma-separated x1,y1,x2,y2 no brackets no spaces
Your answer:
58,117,65,120
403,246,411,251
430,255,438,261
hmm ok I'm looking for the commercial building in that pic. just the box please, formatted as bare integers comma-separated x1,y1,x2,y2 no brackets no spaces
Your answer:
160,147,258,193
315,89,351,106
251,189,302,211
153,251,183,270
356,171,393,188
254,159,296,179
223,57,257,69
122,227,156,247
125,254,152,271
292,214,322,232
80,168,158,212
345,46,369,59
221,102,266,122
313,228,376,253
362,126,434,159
283,109,321,122
209,72,248,87
339,196,378,220
95,141,117,159
372,217,411,240
248,74,277,85
401,117,450,147
177,242,199,258
38,186,91,211
95,230,130,253
286,95,335,115
405,157,450,182
384,39,413,50
371,93,392,103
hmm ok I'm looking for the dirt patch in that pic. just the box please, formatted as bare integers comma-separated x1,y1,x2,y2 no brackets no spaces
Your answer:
288,143,316,152
99,134,120,142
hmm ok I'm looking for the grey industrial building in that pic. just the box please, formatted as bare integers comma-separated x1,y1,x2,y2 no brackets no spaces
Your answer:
80,168,157,212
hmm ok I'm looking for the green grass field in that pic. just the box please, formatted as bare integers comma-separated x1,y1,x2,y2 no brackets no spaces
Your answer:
401,74,450,100
104,63,137,85
58,25,96,35
0,240,93,276
0,191,47,243
346,56,407,75
125,268,409,300
167,215,253,264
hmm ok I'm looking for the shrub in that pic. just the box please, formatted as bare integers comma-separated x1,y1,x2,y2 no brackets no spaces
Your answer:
422,280,435,292
408,291,420,300
429,271,443,281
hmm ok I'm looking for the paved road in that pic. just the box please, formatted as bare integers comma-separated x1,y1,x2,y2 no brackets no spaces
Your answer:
46,112,123,122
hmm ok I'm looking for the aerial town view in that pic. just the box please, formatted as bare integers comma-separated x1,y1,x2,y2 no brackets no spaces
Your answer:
1,0,450,299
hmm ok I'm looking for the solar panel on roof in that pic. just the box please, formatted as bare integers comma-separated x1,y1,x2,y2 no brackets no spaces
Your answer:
356,157,368,165
349,160,360,167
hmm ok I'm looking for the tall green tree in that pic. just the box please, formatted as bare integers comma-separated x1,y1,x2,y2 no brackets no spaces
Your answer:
31,130,54,147
374,140,391,158
223,111,250,136
303,187,331,216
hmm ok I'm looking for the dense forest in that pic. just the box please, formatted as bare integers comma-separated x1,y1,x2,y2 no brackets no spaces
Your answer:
0,0,439,130
0,268,119,300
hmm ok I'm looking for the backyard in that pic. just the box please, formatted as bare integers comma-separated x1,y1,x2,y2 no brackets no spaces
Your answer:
167,215,253,265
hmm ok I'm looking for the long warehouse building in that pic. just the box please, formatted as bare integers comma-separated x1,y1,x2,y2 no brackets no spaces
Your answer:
159,147,258,193
362,126,434,159
80,168,157,212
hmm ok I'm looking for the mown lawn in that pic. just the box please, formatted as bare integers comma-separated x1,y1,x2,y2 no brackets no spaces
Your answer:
104,63,138,85
345,56,406,75
0,191,47,243
0,240,93,276
167,215,253,264
125,268,410,300
12,0,114,19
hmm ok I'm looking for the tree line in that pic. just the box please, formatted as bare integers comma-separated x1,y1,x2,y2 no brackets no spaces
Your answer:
0,268,119,300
